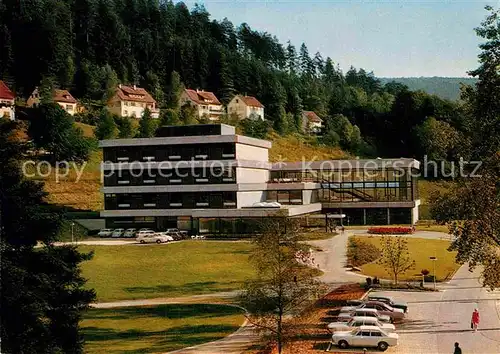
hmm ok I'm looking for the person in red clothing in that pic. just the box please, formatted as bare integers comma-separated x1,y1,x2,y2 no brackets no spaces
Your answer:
471,308,480,331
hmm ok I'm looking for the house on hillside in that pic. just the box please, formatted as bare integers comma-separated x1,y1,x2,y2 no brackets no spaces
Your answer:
0,80,15,120
107,84,159,119
302,111,323,134
27,88,78,116
180,89,224,120
227,95,264,120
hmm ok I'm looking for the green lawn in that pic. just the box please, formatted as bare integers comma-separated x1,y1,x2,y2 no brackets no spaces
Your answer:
80,241,254,302
352,235,460,282
82,304,244,353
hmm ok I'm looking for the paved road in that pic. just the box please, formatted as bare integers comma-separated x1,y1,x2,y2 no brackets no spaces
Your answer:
308,231,366,285
371,266,500,354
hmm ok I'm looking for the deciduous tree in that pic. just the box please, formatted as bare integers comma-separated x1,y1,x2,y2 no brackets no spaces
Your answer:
239,215,323,354
377,236,415,284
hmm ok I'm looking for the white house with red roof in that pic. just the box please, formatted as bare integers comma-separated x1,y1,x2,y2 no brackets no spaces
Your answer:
27,87,79,115
108,84,159,119
180,89,224,120
227,95,265,121
302,111,323,134
0,80,15,120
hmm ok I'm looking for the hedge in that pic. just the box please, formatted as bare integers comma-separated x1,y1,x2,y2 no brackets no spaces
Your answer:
367,227,414,235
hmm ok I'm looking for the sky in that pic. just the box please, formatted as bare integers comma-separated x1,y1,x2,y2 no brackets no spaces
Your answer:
178,0,498,77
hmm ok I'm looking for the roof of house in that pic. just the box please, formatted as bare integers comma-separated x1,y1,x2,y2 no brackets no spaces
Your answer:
237,95,264,108
115,85,156,104
0,80,15,100
303,111,322,123
184,89,221,105
53,89,77,104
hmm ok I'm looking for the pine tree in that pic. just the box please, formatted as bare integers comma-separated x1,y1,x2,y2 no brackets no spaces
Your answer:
160,108,181,127
166,71,184,109
95,110,118,140
137,108,155,137
1,119,96,353
117,117,134,138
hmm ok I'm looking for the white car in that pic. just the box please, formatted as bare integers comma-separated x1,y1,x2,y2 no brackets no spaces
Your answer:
136,232,170,244
123,228,137,238
155,232,174,242
337,308,392,324
111,228,125,238
98,228,113,238
330,325,398,351
328,316,395,333
340,301,405,321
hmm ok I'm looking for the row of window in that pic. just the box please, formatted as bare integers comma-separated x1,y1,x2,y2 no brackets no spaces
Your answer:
318,186,413,202
103,144,236,163
104,192,237,210
266,190,303,205
104,168,236,186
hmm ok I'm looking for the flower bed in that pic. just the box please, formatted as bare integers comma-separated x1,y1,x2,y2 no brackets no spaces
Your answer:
368,227,414,235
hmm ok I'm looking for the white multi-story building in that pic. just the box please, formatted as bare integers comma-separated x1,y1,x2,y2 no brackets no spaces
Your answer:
227,95,264,120
180,89,224,120
99,124,421,234
302,111,323,133
27,88,78,116
0,80,15,120
108,84,159,119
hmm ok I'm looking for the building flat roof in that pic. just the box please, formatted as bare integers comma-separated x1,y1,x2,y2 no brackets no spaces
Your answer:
272,158,420,170
99,134,272,149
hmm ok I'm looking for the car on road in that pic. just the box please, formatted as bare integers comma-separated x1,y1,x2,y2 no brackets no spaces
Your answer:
328,316,396,333
136,233,170,244
368,295,408,313
111,228,125,238
340,301,405,321
330,325,398,351
123,228,137,238
337,308,392,324
98,228,113,238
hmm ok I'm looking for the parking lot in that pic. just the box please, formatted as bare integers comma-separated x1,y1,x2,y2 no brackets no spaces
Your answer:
369,266,500,353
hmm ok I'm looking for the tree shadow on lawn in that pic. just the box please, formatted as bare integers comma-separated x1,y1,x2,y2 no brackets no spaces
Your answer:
83,324,240,353
85,304,242,321
124,281,243,295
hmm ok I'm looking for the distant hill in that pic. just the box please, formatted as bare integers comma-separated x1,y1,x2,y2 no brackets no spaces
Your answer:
379,77,478,101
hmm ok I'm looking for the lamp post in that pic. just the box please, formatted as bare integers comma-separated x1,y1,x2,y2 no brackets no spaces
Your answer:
429,256,438,290
71,222,75,244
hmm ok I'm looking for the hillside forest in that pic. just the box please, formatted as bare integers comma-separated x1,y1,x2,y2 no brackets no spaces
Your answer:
0,0,497,166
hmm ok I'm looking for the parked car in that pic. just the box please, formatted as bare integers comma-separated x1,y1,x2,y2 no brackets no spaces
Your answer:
337,308,391,324
138,228,154,232
136,230,156,238
166,228,189,239
155,232,174,242
368,295,408,313
111,228,125,238
123,228,137,238
98,228,113,238
136,233,170,244
327,316,395,333
340,301,405,321
330,325,398,351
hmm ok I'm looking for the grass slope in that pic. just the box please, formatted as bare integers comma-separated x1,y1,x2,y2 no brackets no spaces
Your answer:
82,304,244,353
268,133,349,162
80,241,254,302
352,235,459,282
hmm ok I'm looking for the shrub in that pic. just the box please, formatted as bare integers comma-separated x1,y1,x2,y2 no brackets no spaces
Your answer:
421,269,430,276
368,227,414,235
347,237,381,267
